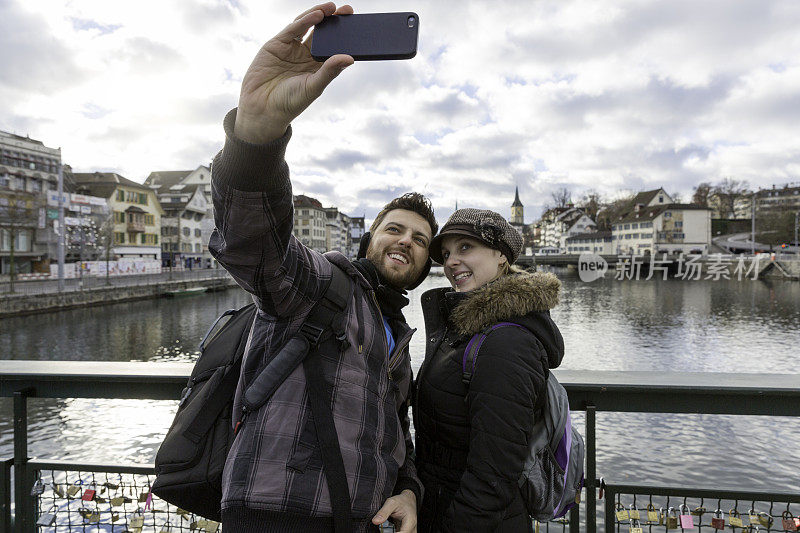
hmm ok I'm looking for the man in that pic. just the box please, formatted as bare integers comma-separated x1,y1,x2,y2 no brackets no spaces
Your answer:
208,3,435,532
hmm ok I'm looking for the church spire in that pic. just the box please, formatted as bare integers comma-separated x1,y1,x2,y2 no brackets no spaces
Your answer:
512,186,523,207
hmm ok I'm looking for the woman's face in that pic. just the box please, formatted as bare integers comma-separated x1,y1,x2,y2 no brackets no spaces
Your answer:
441,235,507,292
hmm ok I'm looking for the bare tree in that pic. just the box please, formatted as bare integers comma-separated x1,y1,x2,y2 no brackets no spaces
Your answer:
691,182,713,207
97,214,116,285
578,190,602,220
712,178,750,218
0,191,40,293
595,193,637,231
550,187,572,209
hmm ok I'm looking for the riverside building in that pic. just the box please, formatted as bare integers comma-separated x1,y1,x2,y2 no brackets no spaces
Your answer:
73,172,164,261
0,130,61,274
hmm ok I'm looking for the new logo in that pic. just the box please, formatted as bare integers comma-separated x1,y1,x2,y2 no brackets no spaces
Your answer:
578,253,608,282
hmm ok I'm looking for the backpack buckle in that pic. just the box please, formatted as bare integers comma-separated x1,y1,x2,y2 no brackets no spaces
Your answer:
300,322,326,346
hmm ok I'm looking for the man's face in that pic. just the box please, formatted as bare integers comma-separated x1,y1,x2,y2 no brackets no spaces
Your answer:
365,209,432,289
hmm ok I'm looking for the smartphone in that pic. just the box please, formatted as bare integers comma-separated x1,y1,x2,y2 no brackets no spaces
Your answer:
311,12,419,61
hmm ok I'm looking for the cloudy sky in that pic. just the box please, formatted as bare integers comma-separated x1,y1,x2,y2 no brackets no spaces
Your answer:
3,0,800,223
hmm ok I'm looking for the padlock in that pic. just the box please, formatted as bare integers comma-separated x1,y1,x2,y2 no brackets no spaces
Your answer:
665,507,679,529
52,483,64,498
628,504,640,520
30,479,45,496
87,511,100,524
204,521,220,533
160,524,172,533
139,491,150,503
783,511,798,531
710,508,725,530
615,503,630,522
629,518,643,533
757,511,773,528
82,488,96,501
78,507,93,519
659,506,666,525
729,509,744,527
691,507,706,516
748,508,759,525
36,512,56,526
679,504,695,529
645,503,659,524
67,484,81,497
111,496,125,507
130,514,145,528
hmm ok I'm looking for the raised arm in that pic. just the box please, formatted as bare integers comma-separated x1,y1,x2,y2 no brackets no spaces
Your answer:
208,3,354,315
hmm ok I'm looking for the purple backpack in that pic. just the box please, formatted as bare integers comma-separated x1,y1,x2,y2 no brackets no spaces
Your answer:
463,323,585,522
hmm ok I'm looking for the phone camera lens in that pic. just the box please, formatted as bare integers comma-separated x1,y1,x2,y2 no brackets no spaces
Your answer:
407,15,416,28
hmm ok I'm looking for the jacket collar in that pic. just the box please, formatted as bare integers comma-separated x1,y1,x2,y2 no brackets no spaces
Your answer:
446,271,561,336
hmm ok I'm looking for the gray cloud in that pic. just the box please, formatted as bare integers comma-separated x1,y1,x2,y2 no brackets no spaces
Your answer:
120,37,185,73
181,2,236,32
362,116,407,158
0,2,85,94
179,93,237,125
309,149,378,171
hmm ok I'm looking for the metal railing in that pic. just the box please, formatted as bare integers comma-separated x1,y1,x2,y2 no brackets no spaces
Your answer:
1,362,799,532
0,268,233,296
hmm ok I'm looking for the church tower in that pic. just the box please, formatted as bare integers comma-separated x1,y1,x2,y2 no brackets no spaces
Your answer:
510,186,524,225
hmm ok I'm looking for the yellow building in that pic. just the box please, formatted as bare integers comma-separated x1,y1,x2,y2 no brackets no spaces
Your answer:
72,172,164,260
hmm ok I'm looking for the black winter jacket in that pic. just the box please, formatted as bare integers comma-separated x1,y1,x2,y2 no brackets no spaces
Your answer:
413,271,565,533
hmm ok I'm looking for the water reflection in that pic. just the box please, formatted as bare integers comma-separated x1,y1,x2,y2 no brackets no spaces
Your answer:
1,272,799,492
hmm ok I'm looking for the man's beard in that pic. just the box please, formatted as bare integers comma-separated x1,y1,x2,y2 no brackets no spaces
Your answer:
365,245,422,289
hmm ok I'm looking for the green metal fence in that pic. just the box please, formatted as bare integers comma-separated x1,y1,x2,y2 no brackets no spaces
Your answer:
2,361,799,532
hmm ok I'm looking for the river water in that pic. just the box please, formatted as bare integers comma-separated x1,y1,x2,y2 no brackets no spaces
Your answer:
1,270,798,493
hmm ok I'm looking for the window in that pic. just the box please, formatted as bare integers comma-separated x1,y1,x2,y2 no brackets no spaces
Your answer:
194,213,203,221
117,190,125,202
195,228,201,237
114,211,125,223
673,233,684,239
658,196,664,203
624,224,630,229
182,227,190,237
664,212,672,219
144,214,155,225
115,232,125,244
631,223,638,229
675,221,683,228
302,229,310,235
195,243,201,253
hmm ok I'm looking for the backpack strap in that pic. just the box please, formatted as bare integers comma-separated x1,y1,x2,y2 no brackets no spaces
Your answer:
462,322,525,387
241,264,351,413
239,263,354,533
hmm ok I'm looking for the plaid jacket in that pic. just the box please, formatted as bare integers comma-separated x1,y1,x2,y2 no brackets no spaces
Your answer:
209,109,421,519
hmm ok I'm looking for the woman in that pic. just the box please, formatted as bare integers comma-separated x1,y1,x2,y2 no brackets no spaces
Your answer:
413,208,565,533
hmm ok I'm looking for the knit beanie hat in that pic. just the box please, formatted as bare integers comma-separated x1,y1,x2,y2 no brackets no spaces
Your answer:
429,208,523,265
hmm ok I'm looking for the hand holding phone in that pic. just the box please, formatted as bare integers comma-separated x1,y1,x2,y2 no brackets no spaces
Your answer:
310,12,419,61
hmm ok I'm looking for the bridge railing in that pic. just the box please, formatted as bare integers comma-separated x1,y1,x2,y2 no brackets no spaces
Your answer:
1,362,799,532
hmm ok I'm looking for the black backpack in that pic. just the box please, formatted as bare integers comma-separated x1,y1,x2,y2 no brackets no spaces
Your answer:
153,264,353,529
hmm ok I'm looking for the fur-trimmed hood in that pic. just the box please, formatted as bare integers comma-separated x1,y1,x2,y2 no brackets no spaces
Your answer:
428,270,565,370
449,271,561,335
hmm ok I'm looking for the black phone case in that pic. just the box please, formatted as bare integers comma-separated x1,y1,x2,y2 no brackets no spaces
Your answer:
310,13,419,61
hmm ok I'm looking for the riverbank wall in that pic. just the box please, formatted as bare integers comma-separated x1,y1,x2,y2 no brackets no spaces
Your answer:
0,277,240,318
